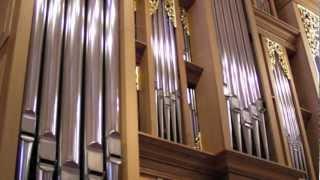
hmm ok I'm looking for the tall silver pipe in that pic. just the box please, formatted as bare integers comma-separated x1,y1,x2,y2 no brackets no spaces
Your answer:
16,136,34,180
38,0,65,163
168,14,183,143
21,0,47,135
161,3,174,141
152,10,164,138
60,0,85,178
85,0,104,174
105,0,122,177
17,0,47,179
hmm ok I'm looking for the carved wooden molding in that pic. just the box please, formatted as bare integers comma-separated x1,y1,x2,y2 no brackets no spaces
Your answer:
254,8,300,51
139,132,306,179
276,0,320,14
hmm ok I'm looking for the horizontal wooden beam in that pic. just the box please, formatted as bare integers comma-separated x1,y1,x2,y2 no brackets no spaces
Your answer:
139,132,307,179
254,8,299,51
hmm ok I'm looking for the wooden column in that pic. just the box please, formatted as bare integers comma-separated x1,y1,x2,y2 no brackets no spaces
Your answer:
0,0,34,179
188,0,232,153
120,0,140,179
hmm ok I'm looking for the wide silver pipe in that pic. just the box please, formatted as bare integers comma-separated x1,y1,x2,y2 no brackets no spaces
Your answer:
21,0,47,134
85,0,104,173
36,163,55,180
38,0,65,162
105,0,122,176
16,135,34,180
60,0,85,178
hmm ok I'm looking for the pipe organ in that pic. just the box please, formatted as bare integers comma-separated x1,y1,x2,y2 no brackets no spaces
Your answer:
265,38,307,172
212,0,270,159
0,0,317,179
15,0,121,179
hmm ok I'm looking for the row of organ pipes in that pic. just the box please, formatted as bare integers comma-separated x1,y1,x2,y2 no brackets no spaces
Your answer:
15,0,314,179
213,0,270,158
16,0,121,179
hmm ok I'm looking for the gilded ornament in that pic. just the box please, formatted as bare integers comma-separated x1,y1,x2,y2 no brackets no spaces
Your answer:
297,5,320,57
149,0,159,15
164,0,177,27
180,8,190,35
266,39,290,78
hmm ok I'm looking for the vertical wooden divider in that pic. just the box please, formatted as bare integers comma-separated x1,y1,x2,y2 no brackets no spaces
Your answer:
0,0,34,179
174,0,194,146
284,46,317,180
243,0,287,164
188,0,232,154
138,0,158,136
120,0,140,179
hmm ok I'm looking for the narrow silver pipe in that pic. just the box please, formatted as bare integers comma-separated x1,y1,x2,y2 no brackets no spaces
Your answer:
16,135,34,180
38,0,65,162
21,0,47,134
152,8,163,138
105,0,122,177
157,2,171,141
36,163,55,180
162,3,175,142
59,0,85,178
107,162,119,180
168,14,183,143
85,0,104,173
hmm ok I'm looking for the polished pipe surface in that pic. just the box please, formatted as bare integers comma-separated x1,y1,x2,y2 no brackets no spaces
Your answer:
86,0,104,173
16,136,34,180
60,0,85,173
21,0,47,134
38,0,65,162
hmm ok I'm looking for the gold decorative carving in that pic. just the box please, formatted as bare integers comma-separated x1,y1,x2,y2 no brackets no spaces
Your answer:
297,5,320,57
266,39,290,78
194,132,202,150
164,0,177,27
149,0,159,15
180,8,190,35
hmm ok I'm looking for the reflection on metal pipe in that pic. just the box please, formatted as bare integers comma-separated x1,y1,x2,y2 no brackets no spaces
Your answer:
85,0,104,173
21,0,47,134
38,0,65,162
60,0,85,178
105,0,122,176
16,136,34,180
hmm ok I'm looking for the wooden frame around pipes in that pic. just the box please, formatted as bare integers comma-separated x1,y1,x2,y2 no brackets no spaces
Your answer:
260,35,316,180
